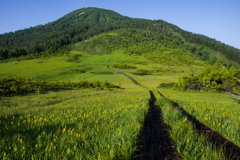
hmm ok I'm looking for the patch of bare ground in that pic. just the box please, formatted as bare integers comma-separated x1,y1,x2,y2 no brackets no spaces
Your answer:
132,91,179,159
78,12,85,15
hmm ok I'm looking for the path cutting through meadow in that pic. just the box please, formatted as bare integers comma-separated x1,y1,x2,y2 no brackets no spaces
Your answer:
107,60,178,159
109,67,178,159
107,53,240,159
132,90,178,159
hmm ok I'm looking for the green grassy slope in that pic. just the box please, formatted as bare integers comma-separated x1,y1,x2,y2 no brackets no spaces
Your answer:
1,29,240,159
0,29,205,88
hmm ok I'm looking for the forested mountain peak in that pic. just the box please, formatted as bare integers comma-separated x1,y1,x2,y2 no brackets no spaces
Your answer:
0,7,240,67
53,7,130,24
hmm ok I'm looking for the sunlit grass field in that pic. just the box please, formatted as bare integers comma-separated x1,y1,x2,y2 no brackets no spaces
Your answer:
1,30,240,159
156,97,227,159
0,88,149,159
156,88,240,148
0,49,202,89
1,86,239,159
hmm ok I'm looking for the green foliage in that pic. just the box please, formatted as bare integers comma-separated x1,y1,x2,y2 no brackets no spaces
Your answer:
112,64,136,69
75,29,204,66
90,71,114,75
152,66,184,73
116,59,147,65
104,46,117,53
143,47,199,66
158,82,176,88
0,76,119,96
0,46,70,63
132,69,152,76
174,61,240,92
70,67,91,73
66,53,82,62
155,95,237,159
0,89,149,159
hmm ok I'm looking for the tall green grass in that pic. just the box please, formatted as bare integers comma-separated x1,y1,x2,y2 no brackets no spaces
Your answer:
0,88,149,159
156,97,228,159
157,88,240,148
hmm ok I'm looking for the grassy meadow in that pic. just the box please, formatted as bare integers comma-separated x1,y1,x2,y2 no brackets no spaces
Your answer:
156,97,226,159
1,30,240,159
0,48,201,89
0,88,149,159
156,88,240,148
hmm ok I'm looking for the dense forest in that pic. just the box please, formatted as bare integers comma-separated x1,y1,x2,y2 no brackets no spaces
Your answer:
0,7,239,64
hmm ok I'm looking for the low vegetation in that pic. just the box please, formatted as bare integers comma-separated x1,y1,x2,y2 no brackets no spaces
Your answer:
156,97,227,159
112,64,136,69
0,76,119,96
158,89,240,148
66,53,82,62
70,67,91,73
175,62,240,92
132,69,152,76
116,60,147,65
158,82,175,88
152,66,184,73
0,89,149,159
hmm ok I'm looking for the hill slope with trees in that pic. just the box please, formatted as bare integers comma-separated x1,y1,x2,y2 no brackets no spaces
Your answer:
0,7,239,66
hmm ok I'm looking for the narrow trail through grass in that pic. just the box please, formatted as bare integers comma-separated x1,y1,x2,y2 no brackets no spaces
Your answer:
107,55,179,159
1,46,240,159
132,91,178,159
108,51,240,159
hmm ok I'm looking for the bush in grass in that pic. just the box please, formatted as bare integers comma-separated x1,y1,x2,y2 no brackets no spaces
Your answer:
70,67,91,73
158,82,176,88
112,64,136,69
0,76,119,96
132,69,152,75
152,67,183,73
174,62,240,92
104,46,117,53
117,60,147,65
66,53,82,62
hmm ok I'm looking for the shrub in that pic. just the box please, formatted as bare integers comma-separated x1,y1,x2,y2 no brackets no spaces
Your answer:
174,62,240,92
158,82,176,88
112,64,136,69
0,76,119,96
132,69,152,75
70,67,91,73
66,53,82,62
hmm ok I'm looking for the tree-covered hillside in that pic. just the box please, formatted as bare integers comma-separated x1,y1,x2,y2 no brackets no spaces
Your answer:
75,29,202,66
0,7,239,66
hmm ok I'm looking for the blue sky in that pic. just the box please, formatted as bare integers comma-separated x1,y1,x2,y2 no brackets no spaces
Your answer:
0,0,239,49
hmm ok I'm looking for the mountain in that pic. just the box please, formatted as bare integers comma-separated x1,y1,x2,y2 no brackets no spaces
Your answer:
55,7,130,23
0,7,240,66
